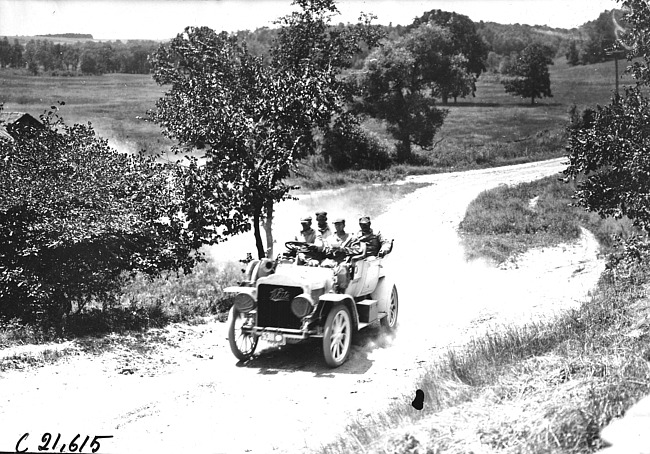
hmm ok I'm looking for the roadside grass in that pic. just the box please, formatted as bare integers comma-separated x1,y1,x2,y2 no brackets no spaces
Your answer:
318,171,650,454
0,260,241,352
458,174,637,264
64,259,243,337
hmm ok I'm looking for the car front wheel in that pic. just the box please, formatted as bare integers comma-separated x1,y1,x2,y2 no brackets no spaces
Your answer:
228,306,258,361
322,304,352,367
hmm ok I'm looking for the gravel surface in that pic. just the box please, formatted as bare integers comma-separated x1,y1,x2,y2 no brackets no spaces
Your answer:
0,158,604,454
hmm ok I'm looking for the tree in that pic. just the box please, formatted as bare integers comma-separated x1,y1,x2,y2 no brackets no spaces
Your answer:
0,37,11,68
11,39,23,68
501,43,554,104
566,40,580,65
149,0,381,259
355,25,449,163
565,0,650,238
0,106,202,331
409,10,487,77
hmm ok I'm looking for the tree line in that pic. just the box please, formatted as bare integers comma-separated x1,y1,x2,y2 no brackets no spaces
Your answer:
0,37,159,75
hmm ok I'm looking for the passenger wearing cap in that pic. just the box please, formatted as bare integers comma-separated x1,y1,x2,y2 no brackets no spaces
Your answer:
353,215,392,257
295,216,316,244
321,218,356,291
324,218,354,259
314,211,332,242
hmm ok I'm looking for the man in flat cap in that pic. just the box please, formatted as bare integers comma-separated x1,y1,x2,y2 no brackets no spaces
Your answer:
353,215,392,258
315,211,332,242
324,218,354,260
322,218,355,290
295,215,316,244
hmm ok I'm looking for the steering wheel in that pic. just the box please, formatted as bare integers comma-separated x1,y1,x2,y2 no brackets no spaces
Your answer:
285,241,318,253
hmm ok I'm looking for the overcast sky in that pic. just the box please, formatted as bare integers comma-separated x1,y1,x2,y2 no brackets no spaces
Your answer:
0,0,621,41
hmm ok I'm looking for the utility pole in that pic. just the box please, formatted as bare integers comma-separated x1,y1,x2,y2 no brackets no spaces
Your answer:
605,47,626,98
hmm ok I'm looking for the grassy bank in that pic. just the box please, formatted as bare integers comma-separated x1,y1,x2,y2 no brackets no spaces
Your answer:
319,173,650,454
458,174,636,264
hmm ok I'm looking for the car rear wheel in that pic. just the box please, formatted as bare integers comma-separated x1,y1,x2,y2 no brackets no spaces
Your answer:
323,305,352,367
380,285,398,330
228,306,258,361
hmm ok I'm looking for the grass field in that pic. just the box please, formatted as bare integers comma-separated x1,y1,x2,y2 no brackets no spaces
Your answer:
0,69,174,155
0,57,632,173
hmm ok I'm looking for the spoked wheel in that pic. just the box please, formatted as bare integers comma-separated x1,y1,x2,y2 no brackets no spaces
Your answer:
380,285,399,331
228,306,258,361
322,305,352,367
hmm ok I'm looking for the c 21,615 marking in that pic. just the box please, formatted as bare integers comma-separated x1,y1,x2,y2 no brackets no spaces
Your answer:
15,433,114,453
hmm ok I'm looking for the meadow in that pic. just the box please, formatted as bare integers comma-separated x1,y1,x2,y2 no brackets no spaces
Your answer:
0,56,631,176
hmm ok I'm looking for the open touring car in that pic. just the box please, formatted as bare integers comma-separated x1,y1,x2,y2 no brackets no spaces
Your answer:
225,241,398,367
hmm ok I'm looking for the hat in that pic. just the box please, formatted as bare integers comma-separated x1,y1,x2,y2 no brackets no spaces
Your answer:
333,217,345,224
300,216,312,222
315,211,327,217
359,216,371,224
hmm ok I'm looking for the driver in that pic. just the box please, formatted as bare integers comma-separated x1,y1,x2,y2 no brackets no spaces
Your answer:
294,216,316,244
353,215,393,258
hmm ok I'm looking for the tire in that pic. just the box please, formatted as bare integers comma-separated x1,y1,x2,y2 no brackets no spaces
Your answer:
322,305,352,367
228,306,258,361
380,285,398,331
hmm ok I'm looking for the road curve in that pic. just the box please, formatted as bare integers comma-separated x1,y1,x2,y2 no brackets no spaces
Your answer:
0,158,604,454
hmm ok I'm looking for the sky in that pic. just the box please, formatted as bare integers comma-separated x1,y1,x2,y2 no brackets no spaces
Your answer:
0,0,621,41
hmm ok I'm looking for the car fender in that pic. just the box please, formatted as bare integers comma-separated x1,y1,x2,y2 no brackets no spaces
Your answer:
371,276,396,316
223,286,257,299
318,293,359,330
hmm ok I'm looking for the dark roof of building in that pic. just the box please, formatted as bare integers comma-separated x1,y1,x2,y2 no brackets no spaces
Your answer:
0,112,43,141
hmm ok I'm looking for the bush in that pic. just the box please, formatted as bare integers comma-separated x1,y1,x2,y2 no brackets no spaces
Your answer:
0,106,202,333
321,115,391,171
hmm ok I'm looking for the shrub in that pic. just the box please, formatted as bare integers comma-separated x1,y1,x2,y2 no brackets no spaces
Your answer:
0,106,203,333
321,114,391,171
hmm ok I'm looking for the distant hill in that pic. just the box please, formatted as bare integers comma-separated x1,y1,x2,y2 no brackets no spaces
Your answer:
37,33,93,39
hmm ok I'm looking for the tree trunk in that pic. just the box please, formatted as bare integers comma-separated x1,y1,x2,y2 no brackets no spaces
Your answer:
263,200,274,258
531,96,535,105
253,208,265,259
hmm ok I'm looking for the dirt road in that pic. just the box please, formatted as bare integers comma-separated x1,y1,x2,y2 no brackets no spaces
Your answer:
0,158,604,454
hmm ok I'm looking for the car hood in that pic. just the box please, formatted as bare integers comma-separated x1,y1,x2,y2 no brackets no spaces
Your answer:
258,264,334,292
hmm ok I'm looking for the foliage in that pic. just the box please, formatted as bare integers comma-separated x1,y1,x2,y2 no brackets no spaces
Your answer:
501,43,554,104
321,113,390,171
564,88,650,232
16,38,159,75
355,27,449,163
0,106,201,331
565,0,650,238
149,0,382,259
409,9,488,86
0,37,22,69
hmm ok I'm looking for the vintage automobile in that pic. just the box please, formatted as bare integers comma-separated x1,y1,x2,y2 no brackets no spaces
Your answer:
225,241,398,367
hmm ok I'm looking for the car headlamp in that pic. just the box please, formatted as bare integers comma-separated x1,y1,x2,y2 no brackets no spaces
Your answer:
233,292,256,313
291,293,315,318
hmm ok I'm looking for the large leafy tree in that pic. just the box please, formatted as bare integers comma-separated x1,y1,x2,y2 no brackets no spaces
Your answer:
409,9,488,104
355,25,449,163
565,0,650,237
149,0,382,259
501,43,554,105
0,107,202,330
